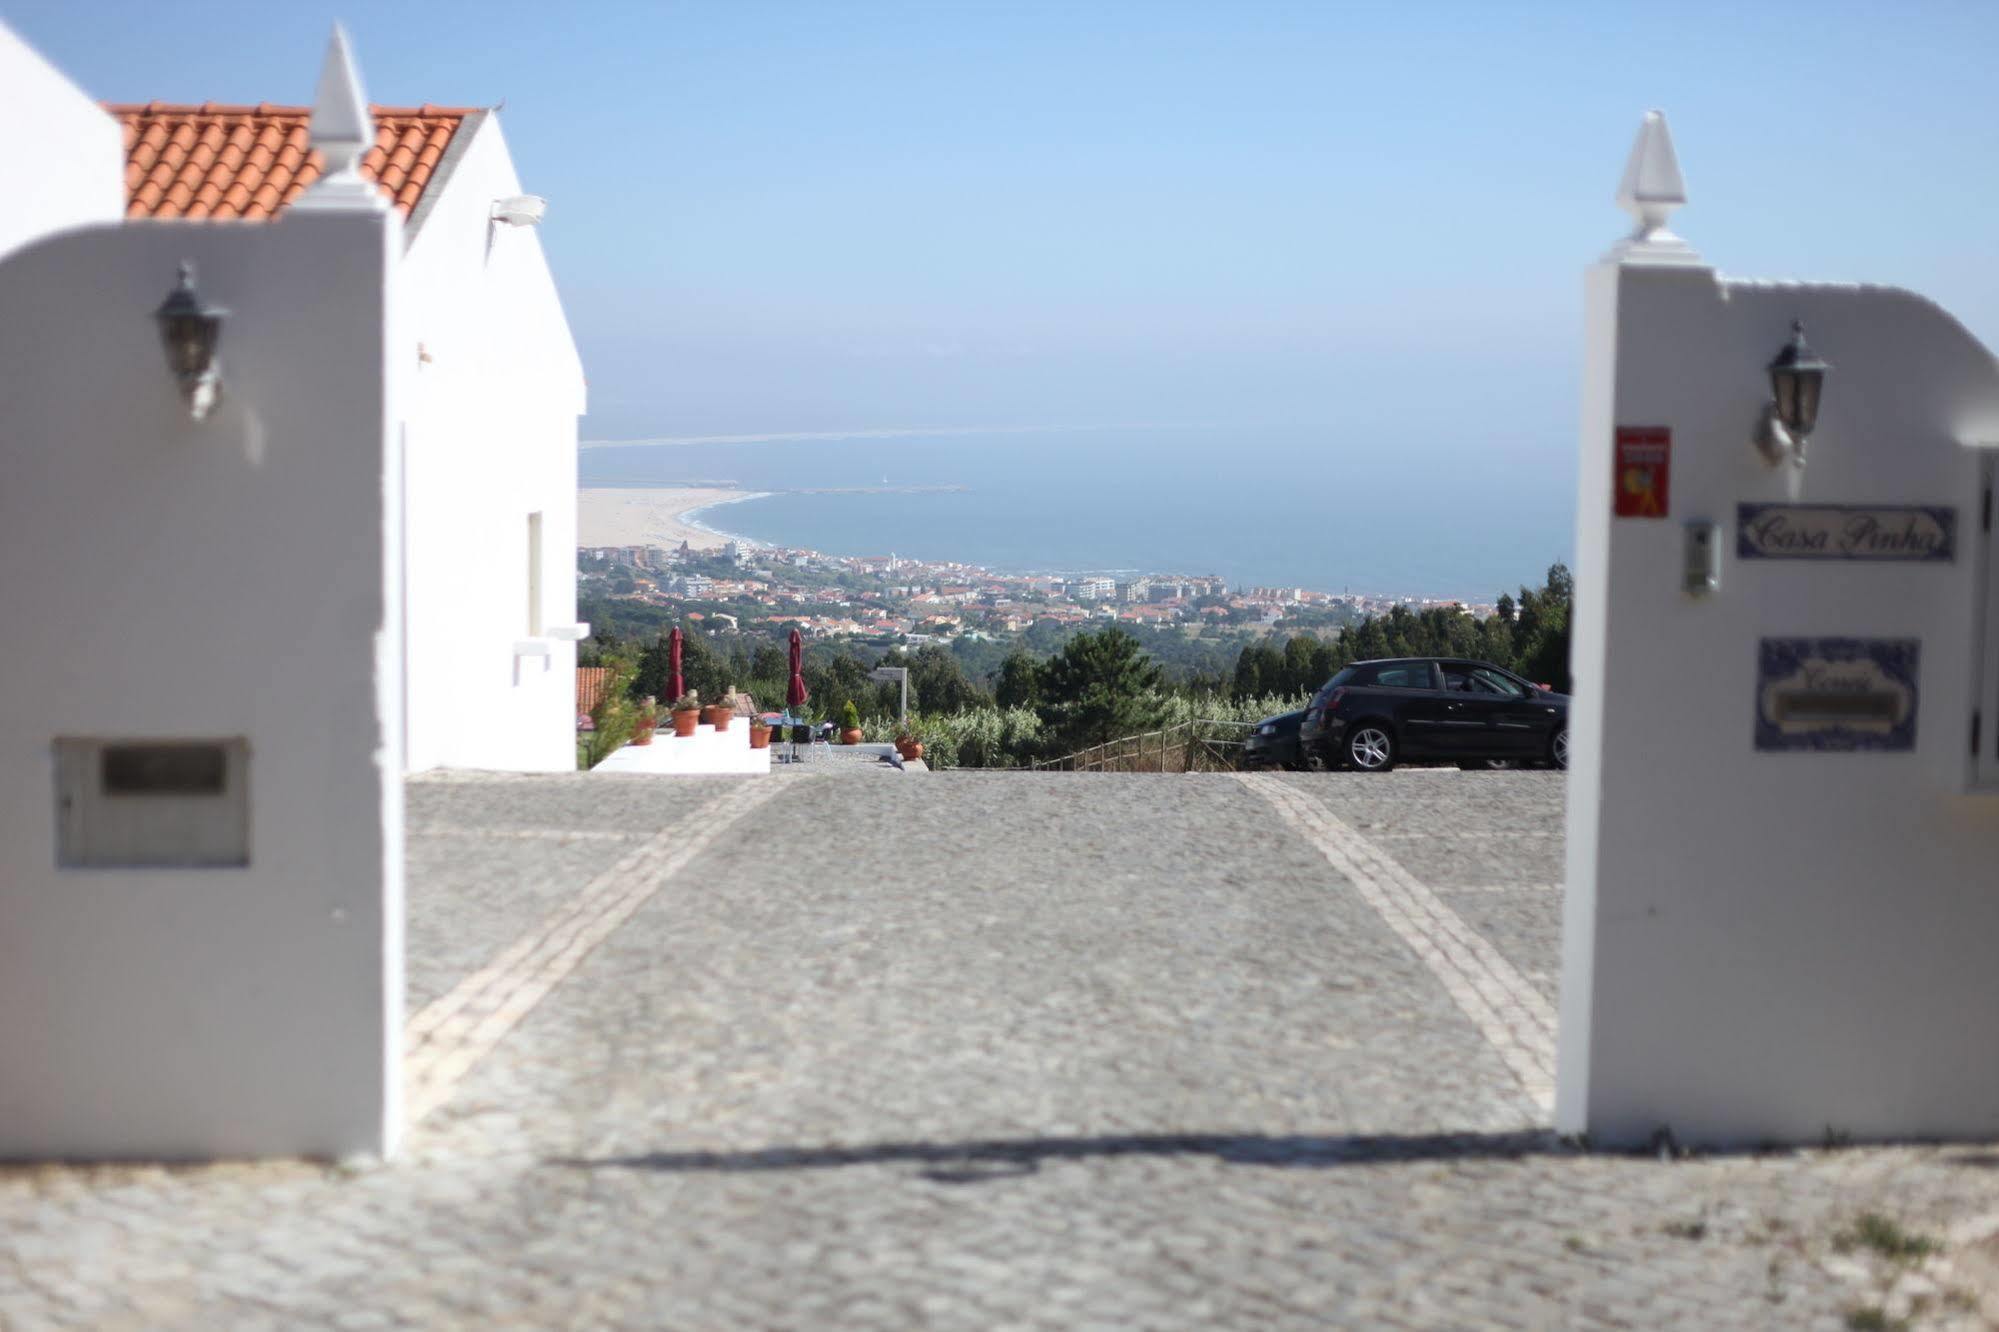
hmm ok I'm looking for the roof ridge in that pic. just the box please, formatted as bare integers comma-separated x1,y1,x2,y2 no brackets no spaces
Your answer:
108,102,481,221
104,102,484,117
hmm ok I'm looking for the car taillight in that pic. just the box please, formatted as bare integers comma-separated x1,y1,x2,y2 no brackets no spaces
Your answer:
1325,687,1346,710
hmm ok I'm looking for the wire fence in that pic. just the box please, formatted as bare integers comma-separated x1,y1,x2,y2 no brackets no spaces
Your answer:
1031,719,1258,773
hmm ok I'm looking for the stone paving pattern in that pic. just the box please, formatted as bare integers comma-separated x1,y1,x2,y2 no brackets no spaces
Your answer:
4,769,1998,1329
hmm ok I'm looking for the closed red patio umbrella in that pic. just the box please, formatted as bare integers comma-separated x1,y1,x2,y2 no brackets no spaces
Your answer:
786,628,809,711
667,626,684,701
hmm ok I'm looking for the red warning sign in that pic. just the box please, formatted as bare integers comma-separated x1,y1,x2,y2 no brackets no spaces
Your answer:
1613,426,1670,518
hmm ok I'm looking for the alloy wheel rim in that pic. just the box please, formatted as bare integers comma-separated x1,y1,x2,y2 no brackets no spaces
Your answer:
1351,729,1390,768
1554,731,1569,765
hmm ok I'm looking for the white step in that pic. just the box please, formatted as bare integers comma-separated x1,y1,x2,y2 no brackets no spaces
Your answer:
592,721,772,775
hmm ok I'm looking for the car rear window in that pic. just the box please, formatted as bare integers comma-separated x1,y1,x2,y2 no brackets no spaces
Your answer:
1355,662,1434,689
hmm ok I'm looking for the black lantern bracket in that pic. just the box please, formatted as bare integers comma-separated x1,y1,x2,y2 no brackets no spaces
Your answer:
152,260,227,422
1754,320,1831,469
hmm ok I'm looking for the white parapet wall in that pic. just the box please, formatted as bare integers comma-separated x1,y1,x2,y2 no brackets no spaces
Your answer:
0,205,405,1156
1557,115,1999,1148
592,721,773,775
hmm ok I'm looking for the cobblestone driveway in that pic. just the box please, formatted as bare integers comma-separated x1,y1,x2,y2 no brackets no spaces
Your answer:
4,770,1996,1329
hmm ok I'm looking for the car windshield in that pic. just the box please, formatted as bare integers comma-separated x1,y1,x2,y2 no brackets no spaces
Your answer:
1471,667,1529,697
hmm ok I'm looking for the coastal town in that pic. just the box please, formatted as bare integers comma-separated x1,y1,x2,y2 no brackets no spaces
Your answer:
579,531,1500,646
17,8,1999,1331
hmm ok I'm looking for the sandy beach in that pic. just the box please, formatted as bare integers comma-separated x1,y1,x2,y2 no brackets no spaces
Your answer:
578,487,766,552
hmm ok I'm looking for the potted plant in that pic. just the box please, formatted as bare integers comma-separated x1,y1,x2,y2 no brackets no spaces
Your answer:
705,688,734,732
748,717,773,749
895,730,924,761
669,692,701,737
632,698,659,746
839,700,864,746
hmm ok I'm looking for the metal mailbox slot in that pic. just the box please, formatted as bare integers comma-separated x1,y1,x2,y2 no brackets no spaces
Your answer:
55,738,249,868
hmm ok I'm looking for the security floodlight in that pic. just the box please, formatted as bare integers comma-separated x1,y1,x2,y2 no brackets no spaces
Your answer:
152,260,226,421
490,194,547,227
1755,320,1831,469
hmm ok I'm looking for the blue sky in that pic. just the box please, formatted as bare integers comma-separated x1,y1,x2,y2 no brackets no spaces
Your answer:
15,1,1999,455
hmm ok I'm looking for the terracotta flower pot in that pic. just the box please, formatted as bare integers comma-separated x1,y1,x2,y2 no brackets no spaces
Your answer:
840,727,865,746
711,708,732,732
631,721,656,747
897,739,924,761
671,708,700,738
748,725,772,750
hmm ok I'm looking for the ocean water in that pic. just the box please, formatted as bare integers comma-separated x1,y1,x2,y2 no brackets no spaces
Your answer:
581,427,1575,601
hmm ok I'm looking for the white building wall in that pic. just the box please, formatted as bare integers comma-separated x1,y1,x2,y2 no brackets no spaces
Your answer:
400,113,585,773
0,21,123,259
0,211,404,1158
1559,253,1999,1147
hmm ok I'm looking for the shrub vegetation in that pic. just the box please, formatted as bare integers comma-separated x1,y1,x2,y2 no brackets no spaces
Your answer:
587,564,1573,769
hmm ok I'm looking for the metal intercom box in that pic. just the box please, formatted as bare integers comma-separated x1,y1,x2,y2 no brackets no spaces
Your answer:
54,738,250,868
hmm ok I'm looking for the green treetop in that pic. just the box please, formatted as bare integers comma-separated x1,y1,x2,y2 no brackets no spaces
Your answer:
1035,627,1165,754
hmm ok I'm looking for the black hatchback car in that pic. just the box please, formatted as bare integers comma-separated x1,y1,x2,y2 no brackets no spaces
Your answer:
1298,658,1569,772
1242,709,1306,770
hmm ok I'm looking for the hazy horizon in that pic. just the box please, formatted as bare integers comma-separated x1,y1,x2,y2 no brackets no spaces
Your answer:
18,1,1999,552
579,424,1572,600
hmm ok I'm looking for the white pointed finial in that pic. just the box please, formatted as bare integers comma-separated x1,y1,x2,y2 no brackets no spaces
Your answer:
1604,110,1700,266
294,24,386,213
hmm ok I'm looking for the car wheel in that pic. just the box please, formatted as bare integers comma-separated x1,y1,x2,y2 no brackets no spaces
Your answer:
1549,727,1570,770
1346,723,1395,773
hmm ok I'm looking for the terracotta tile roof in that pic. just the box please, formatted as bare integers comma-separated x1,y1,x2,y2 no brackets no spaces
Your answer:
106,103,480,221
576,667,611,714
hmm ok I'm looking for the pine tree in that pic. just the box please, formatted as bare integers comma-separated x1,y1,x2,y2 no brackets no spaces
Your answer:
908,644,988,714
1230,644,1267,700
1282,635,1322,695
1037,628,1166,752
994,650,1043,709
1514,563,1574,691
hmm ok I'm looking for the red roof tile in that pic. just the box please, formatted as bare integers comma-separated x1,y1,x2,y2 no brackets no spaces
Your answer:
106,103,479,221
576,667,611,714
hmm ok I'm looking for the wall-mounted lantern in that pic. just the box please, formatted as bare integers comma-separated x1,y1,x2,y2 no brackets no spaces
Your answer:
1754,320,1831,468
153,261,226,421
